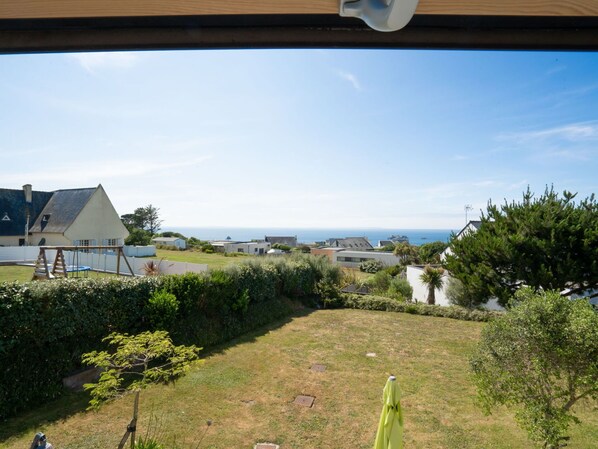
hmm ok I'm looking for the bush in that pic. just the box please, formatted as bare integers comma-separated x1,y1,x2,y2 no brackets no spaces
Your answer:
146,290,179,330
359,259,385,273
324,293,501,322
365,271,392,293
384,264,405,277
387,277,413,301
445,277,478,308
0,254,342,419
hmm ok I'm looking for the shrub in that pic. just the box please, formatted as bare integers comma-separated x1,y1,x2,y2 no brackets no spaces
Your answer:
324,293,501,322
387,277,413,301
359,259,385,273
384,264,405,277
365,271,393,294
146,290,179,330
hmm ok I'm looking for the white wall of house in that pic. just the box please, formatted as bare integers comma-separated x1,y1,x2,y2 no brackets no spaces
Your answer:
60,186,129,246
406,265,451,305
0,236,19,246
406,265,505,310
153,238,186,249
29,232,71,246
332,250,403,268
221,241,271,255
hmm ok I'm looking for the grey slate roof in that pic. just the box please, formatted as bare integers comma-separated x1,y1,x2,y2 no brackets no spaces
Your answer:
29,188,96,233
329,237,373,251
265,236,297,247
0,188,53,237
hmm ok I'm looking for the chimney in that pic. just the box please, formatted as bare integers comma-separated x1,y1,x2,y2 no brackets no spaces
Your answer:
23,184,32,203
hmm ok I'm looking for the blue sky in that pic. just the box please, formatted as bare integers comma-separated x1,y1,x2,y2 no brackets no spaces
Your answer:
1,49,597,229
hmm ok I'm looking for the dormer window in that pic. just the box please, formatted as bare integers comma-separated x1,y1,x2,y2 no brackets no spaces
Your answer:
42,214,51,222
1,213,10,221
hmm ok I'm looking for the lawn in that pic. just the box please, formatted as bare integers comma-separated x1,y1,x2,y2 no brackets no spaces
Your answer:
0,265,34,282
156,249,253,270
2,309,597,449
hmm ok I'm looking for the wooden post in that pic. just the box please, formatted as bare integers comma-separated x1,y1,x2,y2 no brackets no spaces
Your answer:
116,247,121,276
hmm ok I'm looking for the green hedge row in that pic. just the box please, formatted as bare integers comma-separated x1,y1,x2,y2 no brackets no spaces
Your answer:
0,255,341,419
325,293,502,322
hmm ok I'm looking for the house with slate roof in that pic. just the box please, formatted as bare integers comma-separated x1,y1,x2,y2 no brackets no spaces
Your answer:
328,237,374,251
265,235,297,248
0,184,128,247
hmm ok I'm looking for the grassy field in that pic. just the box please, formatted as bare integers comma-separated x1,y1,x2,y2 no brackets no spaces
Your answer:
2,309,597,449
156,249,253,270
0,266,120,283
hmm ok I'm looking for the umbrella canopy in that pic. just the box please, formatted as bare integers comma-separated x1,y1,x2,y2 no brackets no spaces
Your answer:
373,375,403,449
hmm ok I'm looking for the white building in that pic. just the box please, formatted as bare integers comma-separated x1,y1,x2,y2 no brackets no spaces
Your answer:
331,249,403,268
212,240,271,255
152,237,187,249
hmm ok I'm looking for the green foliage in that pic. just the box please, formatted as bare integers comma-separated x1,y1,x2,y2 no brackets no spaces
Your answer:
384,264,405,277
0,255,340,418
294,245,312,253
146,290,179,330
121,204,163,235
445,277,478,309
134,438,167,449
470,288,598,448
419,265,445,305
388,277,413,301
324,293,500,322
359,259,385,273
364,271,393,294
392,242,420,265
82,331,201,409
445,187,598,306
418,241,448,264
126,228,153,246
272,243,292,251
157,232,187,240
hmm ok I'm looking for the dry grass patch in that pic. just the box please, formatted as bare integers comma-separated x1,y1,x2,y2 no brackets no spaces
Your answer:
2,309,597,449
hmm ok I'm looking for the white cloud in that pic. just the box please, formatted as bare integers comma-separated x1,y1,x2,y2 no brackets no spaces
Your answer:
337,70,362,91
499,121,598,144
68,52,141,73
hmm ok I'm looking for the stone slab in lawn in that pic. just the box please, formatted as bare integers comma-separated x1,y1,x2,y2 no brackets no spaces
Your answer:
310,364,326,372
294,395,315,407
255,444,280,449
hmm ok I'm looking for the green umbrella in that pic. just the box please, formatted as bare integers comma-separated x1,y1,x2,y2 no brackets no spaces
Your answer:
373,375,403,449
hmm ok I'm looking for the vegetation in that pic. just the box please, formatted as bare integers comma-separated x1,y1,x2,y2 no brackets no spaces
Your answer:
418,241,448,264
122,204,163,245
359,259,384,273
419,265,445,305
470,288,598,449
445,187,598,306
272,243,292,251
82,331,201,409
445,277,478,309
9,309,594,449
0,255,340,418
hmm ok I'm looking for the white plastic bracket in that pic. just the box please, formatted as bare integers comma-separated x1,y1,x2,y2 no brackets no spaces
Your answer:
339,0,420,32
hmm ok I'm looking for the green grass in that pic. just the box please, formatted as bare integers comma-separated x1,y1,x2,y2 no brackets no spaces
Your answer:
155,249,254,270
2,309,597,449
0,265,120,283
0,265,33,282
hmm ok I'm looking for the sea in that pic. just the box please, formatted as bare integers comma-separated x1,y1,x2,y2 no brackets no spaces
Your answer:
162,227,457,246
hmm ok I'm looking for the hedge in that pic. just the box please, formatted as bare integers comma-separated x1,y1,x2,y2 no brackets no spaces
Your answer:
0,255,341,419
324,293,502,322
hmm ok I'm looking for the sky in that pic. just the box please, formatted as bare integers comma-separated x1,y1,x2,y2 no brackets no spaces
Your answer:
1,49,597,229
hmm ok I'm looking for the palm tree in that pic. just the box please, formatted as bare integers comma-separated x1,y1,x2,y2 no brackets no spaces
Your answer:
419,265,445,305
393,242,419,265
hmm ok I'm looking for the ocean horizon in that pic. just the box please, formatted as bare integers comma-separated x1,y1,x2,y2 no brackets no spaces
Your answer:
162,227,457,246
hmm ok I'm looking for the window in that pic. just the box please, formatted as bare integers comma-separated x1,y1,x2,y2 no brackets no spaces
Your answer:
106,238,119,246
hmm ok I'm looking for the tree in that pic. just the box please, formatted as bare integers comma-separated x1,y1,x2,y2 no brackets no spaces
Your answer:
470,288,598,449
445,187,598,307
82,331,201,409
393,242,420,265
418,241,448,264
125,228,152,246
419,265,444,305
121,204,163,235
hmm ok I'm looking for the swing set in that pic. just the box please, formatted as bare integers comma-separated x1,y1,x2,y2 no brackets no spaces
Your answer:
32,245,134,281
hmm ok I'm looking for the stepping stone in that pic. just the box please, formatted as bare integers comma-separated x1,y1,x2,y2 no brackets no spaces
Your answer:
255,444,279,449
366,352,377,357
294,395,315,407
310,364,326,372
241,399,256,406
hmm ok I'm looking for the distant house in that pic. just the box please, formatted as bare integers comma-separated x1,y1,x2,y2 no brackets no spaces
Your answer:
0,184,128,247
323,249,402,268
378,240,395,248
212,240,271,255
265,236,297,248
328,237,373,251
441,220,481,260
152,237,187,249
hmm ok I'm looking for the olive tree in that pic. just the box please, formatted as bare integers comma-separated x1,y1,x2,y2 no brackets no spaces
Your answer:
470,288,598,448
